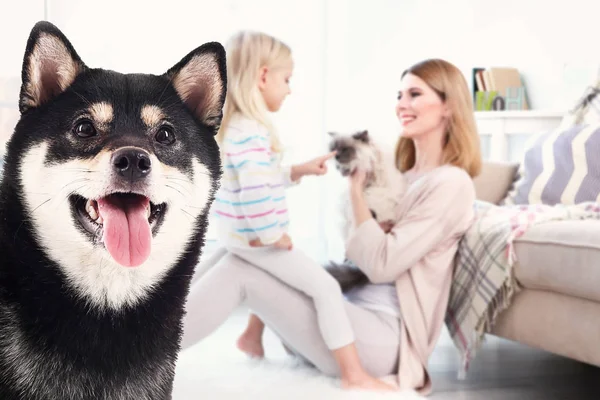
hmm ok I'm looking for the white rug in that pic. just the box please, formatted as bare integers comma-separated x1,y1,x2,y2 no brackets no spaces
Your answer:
173,310,424,399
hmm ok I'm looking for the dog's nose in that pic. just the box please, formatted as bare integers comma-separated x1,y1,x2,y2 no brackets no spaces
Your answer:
111,147,152,181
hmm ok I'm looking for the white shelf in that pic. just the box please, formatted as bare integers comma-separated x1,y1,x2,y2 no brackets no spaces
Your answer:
475,110,565,119
475,110,564,162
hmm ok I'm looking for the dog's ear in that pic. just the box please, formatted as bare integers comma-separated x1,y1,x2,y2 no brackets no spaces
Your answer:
165,42,227,132
352,130,369,142
19,21,86,114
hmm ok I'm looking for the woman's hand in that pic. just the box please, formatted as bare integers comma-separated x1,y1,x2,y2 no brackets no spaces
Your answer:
349,168,373,227
349,168,367,193
378,220,395,234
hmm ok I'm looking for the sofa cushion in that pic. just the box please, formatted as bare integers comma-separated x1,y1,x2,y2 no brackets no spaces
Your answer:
502,122,600,205
491,289,600,368
513,219,600,302
473,162,519,205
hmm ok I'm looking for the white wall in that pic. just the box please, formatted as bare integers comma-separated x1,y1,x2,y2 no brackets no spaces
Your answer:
1,0,600,260
323,0,600,147
0,0,46,152
4,0,600,144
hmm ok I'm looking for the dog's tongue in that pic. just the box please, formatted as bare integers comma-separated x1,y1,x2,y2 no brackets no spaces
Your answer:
97,195,151,267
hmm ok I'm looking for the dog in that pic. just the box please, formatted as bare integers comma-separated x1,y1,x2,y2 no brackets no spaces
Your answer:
325,130,406,292
0,21,226,400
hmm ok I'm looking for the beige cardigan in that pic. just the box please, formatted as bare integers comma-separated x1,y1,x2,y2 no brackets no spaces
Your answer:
346,165,476,396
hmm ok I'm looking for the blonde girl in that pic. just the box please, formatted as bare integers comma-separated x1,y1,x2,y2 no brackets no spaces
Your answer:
193,31,395,392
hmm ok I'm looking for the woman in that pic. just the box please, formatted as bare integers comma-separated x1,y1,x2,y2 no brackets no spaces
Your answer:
181,58,481,395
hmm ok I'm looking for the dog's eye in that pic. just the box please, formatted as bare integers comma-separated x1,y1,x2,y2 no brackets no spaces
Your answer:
155,126,176,145
73,120,97,138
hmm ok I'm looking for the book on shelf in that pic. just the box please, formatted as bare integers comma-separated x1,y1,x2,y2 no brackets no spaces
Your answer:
471,67,529,111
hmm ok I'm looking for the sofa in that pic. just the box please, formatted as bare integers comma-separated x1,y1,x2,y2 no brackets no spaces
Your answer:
472,161,600,367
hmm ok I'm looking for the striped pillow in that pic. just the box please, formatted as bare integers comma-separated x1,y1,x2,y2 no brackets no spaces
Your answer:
501,123,600,205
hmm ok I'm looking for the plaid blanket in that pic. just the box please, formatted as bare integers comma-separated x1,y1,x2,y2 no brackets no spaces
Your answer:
444,200,600,378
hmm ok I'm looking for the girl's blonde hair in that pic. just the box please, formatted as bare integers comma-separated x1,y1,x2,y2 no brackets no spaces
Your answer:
395,59,482,178
216,31,292,153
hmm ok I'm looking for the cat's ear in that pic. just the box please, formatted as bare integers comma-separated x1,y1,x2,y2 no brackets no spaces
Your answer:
19,21,86,113
352,130,369,142
327,131,338,137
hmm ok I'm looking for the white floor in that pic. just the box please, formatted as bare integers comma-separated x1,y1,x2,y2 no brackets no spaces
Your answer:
172,307,424,400
172,246,600,399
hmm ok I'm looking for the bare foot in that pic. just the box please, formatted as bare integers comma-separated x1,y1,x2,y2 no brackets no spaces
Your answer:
341,374,397,392
236,334,265,359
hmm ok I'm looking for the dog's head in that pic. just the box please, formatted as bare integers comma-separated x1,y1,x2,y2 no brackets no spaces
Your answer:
2,22,226,309
327,130,378,177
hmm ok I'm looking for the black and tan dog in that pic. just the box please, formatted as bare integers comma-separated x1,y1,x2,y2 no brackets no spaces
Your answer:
0,21,226,399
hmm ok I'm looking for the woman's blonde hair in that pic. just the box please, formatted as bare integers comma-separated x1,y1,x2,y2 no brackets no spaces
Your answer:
395,59,482,178
216,31,292,153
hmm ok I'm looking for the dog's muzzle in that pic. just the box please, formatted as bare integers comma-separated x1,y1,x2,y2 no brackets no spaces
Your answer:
111,147,152,183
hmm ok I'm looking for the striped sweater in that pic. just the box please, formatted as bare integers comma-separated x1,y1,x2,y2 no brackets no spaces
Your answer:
212,116,298,247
